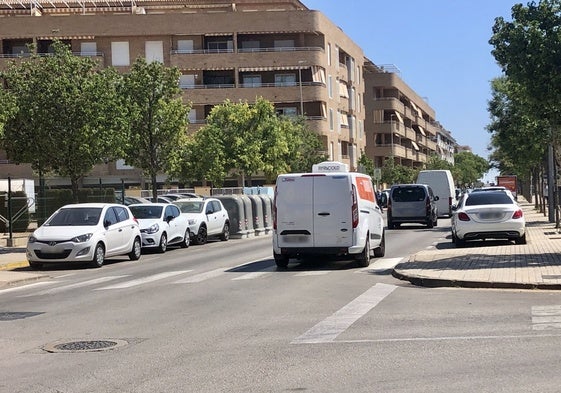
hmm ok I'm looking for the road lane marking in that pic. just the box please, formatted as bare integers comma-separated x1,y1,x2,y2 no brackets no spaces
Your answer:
232,266,275,280
329,333,561,344
292,283,397,344
19,276,129,296
173,268,225,284
295,271,330,276
0,281,57,295
532,305,561,330
96,271,192,289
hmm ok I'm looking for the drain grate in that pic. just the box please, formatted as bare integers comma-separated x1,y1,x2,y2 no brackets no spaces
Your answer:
43,339,128,353
0,312,43,321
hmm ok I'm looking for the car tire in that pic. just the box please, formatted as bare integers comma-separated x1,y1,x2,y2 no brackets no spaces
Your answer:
180,229,190,248
515,233,527,245
356,236,371,267
195,225,207,245
373,230,385,257
219,222,230,241
158,233,167,253
274,252,289,269
91,242,105,268
28,261,43,270
128,237,142,261
387,215,394,229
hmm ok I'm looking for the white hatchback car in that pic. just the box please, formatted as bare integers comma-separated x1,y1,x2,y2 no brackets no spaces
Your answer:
174,198,230,245
27,203,142,269
129,203,190,253
451,190,526,247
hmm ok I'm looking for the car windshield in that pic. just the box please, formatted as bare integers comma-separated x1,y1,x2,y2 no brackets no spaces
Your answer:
465,192,513,206
46,207,102,226
392,187,426,202
129,206,163,219
176,201,204,213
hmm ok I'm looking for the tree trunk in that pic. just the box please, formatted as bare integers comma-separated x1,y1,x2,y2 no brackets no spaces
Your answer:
151,173,158,203
71,177,80,203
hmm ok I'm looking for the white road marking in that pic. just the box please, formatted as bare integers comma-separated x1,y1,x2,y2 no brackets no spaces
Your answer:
329,333,561,344
20,276,129,297
96,271,192,289
295,271,330,276
292,283,397,344
0,281,57,294
232,266,275,280
532,305,561,330
173,268,225,284
359,257,403,273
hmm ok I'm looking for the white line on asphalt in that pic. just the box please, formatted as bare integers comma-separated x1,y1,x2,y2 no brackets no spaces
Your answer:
173,268,226,284
0,281,56,294
532,305,561,330
317,333,561,344
19,276,129,297
95,271,192,290
295,271,330,276
358,257,403,273
232,266,276,280
292,283,397,344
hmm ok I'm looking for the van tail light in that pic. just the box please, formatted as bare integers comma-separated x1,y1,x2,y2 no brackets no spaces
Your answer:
351,184,359,228
426,197,431,214
512,209,523,219
273,188,278,230
458,212,470,221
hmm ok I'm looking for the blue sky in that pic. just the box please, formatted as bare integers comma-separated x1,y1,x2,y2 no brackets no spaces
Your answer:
301,1,516,181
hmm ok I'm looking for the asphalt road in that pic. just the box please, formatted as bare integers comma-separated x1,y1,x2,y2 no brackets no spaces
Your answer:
2,220,561,392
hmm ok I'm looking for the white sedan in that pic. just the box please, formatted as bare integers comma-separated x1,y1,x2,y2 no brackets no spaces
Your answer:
27,203,142,269
451,190,526,247
128,203,190,253
174,198,230,245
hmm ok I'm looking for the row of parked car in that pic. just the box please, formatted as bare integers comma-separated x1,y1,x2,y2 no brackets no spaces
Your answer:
26,194,231,269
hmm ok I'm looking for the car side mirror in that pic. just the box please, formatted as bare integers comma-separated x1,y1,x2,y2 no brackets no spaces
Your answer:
104,220,111,228
206,209,213,215
166,215,174,222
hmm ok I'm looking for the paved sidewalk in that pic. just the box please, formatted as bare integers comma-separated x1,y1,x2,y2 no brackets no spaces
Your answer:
1,197,560,289
393,197,561,289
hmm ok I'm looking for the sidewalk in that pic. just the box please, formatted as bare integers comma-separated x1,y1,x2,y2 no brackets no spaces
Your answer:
1,197,561,289
393,197,561,289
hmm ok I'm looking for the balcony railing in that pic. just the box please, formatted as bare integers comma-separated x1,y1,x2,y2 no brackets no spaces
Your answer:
171,48,234,55
237,46,323,53
180,83,235,89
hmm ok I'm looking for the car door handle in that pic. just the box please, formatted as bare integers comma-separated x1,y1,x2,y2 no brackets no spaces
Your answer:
318,212,330,216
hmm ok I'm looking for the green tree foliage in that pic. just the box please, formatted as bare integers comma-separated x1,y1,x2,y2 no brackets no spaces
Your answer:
173,98,326,186
0,87,17,136
0,41,125,201
424,155,453,171
381,159,417,185
120,58,190,202
453,151,489,188
357,150,375,177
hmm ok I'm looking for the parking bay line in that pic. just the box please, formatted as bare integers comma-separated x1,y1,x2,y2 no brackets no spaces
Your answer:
292,283,397,344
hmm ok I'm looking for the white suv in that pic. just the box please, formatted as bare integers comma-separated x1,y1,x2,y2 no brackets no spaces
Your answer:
27,203,142,269
174,198,230,245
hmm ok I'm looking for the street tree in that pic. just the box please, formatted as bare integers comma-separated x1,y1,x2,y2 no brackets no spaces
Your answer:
381,159,417,185
120,58,190,202
357,151,375,177
424,155,453,171
453,151,489,188
0,41,125,201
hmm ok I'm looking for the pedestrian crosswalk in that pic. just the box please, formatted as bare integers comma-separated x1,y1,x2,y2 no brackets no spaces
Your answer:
1,257,406,297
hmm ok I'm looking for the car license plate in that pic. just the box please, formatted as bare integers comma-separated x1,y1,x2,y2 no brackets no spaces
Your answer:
480,212,502,219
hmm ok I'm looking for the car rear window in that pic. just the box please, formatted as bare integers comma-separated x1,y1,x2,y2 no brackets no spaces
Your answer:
465,192,513,206
130,205,163,219
392,187,426,202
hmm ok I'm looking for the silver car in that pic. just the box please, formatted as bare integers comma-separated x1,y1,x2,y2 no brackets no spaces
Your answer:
387,184,439,229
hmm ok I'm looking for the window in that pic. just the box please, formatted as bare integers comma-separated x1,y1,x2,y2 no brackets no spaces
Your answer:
275,73,296,86
188,108,197,123
111,41,130,66
179,74,196,88
207,41,232,52
80,42,97,56
243,75,261,87
328,75,333,98
277,107,297,117
327,43,331,66
329,108,334,131
274,39,294,49
145,41,164,63
104,208,118,226
241,40,260,51
177,40,194,53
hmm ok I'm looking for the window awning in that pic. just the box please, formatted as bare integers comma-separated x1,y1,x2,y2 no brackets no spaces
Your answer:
412,124,426,136
411,141,420,151
393,111,403,123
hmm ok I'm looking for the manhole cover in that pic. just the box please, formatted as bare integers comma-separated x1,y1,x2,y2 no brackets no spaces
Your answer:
43,339,128,353
0,312,43,321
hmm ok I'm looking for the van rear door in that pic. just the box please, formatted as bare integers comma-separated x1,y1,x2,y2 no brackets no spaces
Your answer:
312,174,353,247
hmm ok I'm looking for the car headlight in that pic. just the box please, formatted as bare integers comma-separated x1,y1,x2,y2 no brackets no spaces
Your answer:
71,233,93,243
188,219,197,226
146,223,159,234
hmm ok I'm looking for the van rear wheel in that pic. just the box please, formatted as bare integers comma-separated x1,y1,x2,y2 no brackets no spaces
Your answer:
274,253,289,269
356,237,371,267
373,230,385,257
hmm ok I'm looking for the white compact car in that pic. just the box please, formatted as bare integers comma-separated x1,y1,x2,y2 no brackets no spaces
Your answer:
451,190,526,247
129,203,190,252
27,203,142,269
174,198,230,245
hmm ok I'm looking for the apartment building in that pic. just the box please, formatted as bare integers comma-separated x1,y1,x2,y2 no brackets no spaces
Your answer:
363,59,454,170
0,0,365,187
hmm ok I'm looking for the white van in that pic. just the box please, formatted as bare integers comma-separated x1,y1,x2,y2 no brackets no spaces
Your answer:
272,161,385,268
416,170,456,217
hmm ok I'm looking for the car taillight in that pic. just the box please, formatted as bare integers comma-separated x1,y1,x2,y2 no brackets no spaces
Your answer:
426,197,431,213
458,212,470,221
512,209,523,219
351,184,359,228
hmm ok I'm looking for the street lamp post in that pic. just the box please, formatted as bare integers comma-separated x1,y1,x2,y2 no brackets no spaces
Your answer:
298,60,306,116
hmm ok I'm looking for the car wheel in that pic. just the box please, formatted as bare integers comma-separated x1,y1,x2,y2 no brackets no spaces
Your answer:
356,236,371,267
28,261,43,270
219,222,230,241
373,230,385,257
195,225,207,245
158,233,167,253
128,237,142,261
180,229,190,248
91,242,105,268
274,252,289,269
515,233,527,245
387,215,394,229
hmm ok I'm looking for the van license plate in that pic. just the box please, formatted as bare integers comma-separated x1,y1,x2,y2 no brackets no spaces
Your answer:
283,235,308,243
